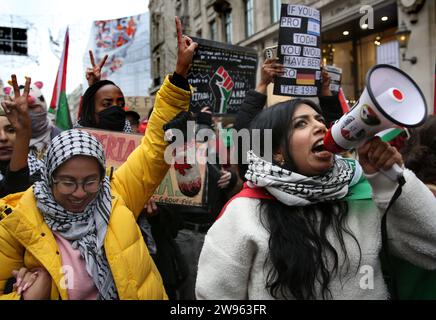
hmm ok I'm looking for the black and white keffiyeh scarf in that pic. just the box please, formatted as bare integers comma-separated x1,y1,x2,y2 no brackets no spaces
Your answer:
33,129,118,300
73,119,132,133
245,150,362,206
28,148,46,176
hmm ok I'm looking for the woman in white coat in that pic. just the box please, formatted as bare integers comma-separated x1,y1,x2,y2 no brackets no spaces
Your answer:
196,99,436,300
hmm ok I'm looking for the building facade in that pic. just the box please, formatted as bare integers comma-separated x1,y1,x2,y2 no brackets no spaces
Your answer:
149,0,435,111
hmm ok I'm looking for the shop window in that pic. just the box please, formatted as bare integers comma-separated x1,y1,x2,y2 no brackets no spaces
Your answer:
376,40,400,67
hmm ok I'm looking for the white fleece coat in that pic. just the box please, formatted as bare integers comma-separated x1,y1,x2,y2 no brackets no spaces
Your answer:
196,169,436,300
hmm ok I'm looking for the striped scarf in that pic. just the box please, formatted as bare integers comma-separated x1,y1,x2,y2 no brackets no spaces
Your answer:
33,129,118,300
245,151,362,206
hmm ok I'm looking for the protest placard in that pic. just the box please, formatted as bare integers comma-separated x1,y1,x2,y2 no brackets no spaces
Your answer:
80,128,208,207
188,37,257,115
80,128,141,170
124,96,150,120
274,4,321,97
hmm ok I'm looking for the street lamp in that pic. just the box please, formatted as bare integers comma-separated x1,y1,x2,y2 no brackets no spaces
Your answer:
395,22,417,64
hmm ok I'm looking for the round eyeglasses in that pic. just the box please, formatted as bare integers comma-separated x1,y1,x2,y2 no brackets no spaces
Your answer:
52,178,101,195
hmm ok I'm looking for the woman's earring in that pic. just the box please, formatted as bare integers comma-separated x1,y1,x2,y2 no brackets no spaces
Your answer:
280,159,285,166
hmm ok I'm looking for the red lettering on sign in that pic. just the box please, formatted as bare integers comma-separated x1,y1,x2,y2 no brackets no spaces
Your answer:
92,133,108,147
123,139,138,161
106,135,119,161
115,137,126,161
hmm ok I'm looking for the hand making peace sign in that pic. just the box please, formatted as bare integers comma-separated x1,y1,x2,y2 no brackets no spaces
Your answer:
1,74,32,134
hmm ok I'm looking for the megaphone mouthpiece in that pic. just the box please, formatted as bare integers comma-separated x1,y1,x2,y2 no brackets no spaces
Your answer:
323,129,345,154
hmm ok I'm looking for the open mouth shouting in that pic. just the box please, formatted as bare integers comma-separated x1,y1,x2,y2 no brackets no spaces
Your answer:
311,138,333,160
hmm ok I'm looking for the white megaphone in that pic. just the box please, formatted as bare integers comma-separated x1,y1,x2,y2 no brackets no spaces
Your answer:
324,64,427,181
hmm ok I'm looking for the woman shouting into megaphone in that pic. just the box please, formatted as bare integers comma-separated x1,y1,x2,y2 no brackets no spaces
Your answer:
196,99,436,300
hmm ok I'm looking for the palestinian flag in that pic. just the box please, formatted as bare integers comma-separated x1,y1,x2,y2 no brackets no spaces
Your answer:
49,27,72,130
379,128,404,142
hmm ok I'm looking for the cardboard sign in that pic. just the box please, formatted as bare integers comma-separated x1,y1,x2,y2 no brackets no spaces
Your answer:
80,128,141,170
324,65,342,95
188,37,258,115
124,96,150,120
274,4,321,97
80,128,207,207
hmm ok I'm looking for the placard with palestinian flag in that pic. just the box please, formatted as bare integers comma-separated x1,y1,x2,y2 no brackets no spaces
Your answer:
273,4,321,97
188,37,258,115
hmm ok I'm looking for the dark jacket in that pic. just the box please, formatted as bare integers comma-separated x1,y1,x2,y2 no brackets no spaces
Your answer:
0,125,62,198
0,164,33,198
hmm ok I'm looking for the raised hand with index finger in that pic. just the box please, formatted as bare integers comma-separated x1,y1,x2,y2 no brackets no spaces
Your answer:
86,50,109,86
175,16,198,79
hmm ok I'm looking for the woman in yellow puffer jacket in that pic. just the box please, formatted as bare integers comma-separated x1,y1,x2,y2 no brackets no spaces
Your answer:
0,17,197,300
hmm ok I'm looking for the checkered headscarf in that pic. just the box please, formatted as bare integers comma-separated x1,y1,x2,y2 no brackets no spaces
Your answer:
33,129,118,300
43,129,106,178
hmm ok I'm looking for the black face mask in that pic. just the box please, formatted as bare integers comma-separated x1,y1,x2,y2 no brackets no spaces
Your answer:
97,106,126,131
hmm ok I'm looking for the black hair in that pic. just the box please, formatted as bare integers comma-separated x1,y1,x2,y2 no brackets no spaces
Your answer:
78,80,120,127
250,99,361,299
249,99,321,168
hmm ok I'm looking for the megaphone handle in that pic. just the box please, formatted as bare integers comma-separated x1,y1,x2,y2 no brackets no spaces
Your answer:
380,163,404,182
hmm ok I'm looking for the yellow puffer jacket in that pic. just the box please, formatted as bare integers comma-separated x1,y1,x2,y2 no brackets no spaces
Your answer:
0,76,190,300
